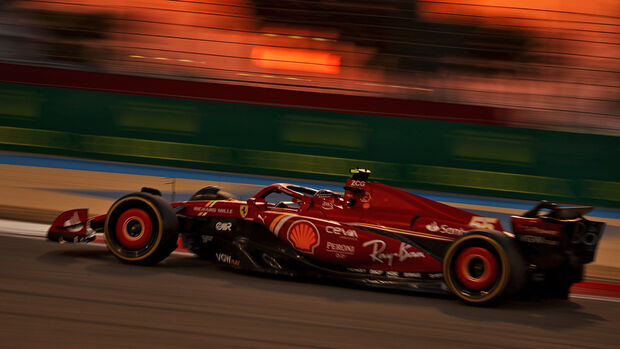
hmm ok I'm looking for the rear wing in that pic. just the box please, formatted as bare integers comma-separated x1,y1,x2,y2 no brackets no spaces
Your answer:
521,200,593,220
512,201,605,264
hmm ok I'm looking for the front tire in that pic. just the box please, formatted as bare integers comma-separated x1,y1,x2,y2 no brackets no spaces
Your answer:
443,231,526,305
104,192,179,265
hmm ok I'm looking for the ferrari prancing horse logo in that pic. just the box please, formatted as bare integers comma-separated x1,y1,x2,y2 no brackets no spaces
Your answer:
240,205,248,218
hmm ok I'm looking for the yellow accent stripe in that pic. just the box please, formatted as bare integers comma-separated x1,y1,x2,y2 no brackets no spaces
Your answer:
409,164,573,197
0,126,399,180
269,214,288,232
1,126,618,204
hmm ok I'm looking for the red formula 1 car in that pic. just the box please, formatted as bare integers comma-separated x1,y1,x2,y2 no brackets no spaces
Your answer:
48,169,605,304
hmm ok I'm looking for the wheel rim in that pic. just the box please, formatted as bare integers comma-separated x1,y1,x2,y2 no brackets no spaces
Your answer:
455,247,499,290
115,208,153,250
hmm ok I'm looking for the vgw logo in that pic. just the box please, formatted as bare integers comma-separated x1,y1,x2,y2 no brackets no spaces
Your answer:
215,253,240,266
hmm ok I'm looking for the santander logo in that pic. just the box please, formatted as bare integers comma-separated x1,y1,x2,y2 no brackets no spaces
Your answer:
426,221,466,236
425,221,440,232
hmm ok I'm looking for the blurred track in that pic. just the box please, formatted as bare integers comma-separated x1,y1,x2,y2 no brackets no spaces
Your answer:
2,151,619,279
1,235,619,348
2,152,620,347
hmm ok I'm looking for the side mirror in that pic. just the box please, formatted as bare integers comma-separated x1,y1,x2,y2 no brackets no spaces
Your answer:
248,197,266,208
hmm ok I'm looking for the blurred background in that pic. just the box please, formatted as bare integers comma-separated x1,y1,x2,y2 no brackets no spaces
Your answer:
0,0,618,207
1,4,619,347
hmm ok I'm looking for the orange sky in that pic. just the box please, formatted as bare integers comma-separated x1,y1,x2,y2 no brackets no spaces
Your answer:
418,0,619,30
12,0,618,75
17,0,618,34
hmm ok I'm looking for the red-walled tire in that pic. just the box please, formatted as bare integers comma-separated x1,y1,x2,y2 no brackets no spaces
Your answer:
443,231,526,305
104,192,179,265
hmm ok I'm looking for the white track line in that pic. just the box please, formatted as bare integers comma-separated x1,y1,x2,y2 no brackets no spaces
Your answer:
0,219,48,238
570,294,620,303
0,219,198,256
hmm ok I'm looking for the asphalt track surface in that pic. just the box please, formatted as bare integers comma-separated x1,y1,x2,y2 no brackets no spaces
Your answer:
1,151,619,280
1,235,619,349
1,152,620,348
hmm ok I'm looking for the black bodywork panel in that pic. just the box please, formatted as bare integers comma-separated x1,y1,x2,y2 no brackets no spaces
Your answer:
176,215,448,293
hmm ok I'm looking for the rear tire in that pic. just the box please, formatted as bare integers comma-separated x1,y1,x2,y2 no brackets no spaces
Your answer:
443,231,526,305
104,192,179,265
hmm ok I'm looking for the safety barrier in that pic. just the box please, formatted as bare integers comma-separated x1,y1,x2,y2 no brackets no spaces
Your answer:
0,66,618,208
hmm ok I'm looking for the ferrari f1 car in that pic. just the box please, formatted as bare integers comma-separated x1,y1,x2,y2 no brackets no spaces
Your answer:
48,169,605,304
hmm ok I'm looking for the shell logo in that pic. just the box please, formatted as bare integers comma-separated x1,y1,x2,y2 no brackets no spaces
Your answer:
287,220,320,254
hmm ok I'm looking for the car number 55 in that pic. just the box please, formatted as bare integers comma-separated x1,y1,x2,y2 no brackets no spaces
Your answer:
469,216,498,230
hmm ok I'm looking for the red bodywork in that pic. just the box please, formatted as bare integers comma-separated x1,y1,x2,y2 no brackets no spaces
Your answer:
50,177,505,275
47,171,606,304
